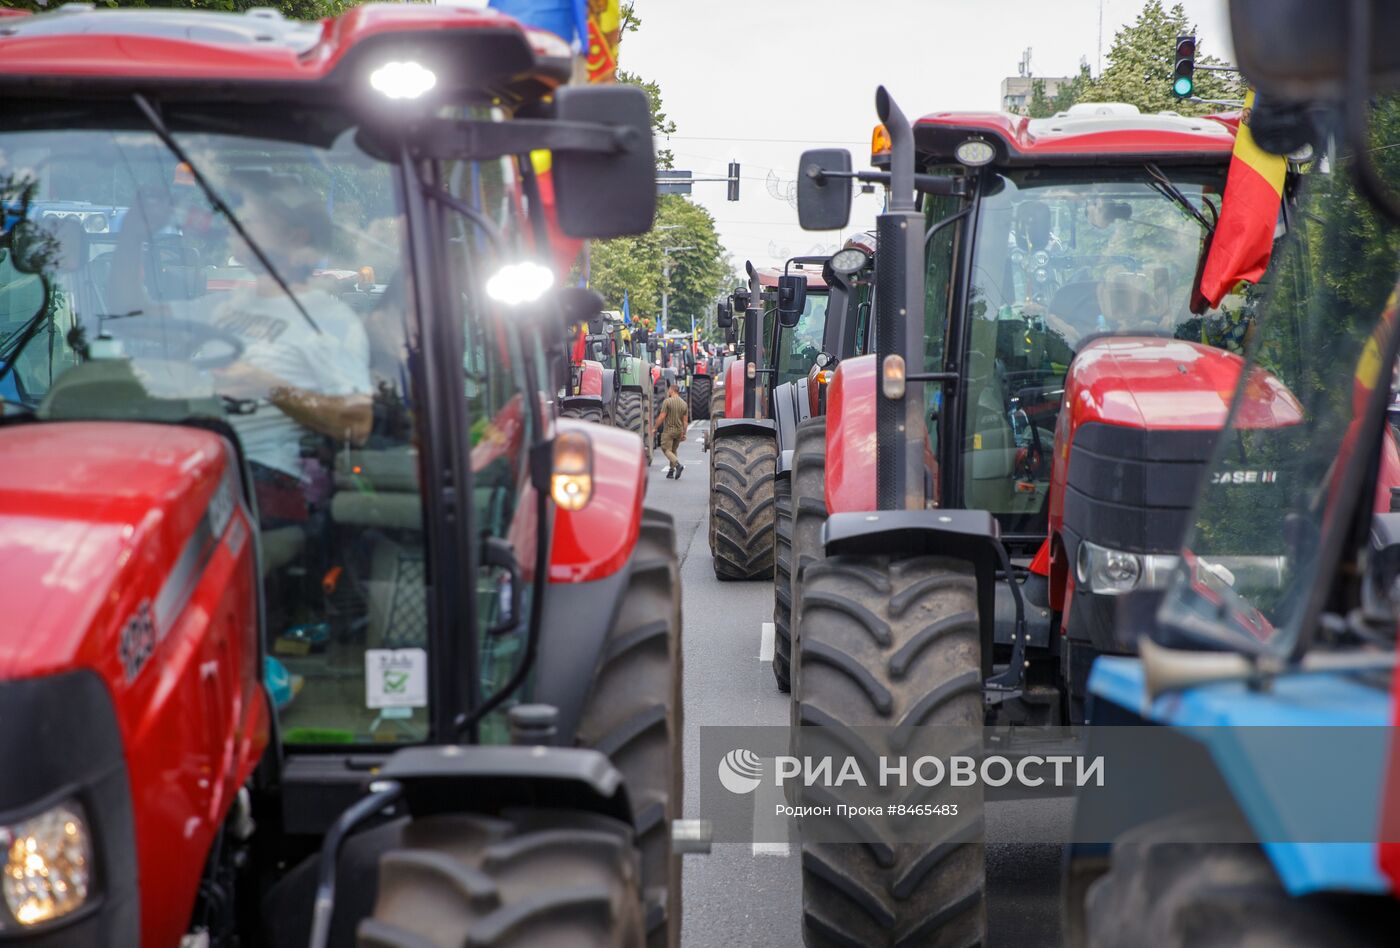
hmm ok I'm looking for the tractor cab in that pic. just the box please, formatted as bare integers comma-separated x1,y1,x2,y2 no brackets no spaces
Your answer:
0,6,682,946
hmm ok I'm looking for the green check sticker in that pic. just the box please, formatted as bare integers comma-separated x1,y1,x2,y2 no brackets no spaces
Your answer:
366,648,428,709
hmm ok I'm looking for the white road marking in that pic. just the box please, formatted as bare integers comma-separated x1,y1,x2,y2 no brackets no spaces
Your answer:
751,767,791,856
759,621,775,662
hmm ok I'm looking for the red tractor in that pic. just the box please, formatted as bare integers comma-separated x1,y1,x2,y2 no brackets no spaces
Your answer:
707,261,829,579
0,5,686,947
784,88,1400,944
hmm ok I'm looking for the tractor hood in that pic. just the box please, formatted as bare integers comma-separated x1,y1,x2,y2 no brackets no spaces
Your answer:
1066,337,1303,431
0,421,236,679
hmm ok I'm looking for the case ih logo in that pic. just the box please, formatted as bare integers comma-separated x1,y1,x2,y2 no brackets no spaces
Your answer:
1211,470,1278,485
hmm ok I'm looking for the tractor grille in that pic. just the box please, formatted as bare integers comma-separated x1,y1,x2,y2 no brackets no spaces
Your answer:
1062,422,1218,554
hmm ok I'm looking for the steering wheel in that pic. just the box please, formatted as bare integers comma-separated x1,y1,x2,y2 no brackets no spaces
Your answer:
103,317,246,371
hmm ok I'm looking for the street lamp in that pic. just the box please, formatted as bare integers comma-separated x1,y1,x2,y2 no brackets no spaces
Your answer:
661,244,695,331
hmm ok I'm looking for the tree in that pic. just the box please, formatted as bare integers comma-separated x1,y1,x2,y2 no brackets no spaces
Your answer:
1084,1,1242,115
616,68,677,169
587,195,727,332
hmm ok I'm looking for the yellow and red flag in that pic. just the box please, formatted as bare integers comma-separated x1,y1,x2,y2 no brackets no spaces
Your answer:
1198,90,1288,308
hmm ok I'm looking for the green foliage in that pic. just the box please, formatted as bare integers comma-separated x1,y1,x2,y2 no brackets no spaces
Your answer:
617,68,676,170
588,195,727,332
1026,66,1093,118
1082,1,1242,114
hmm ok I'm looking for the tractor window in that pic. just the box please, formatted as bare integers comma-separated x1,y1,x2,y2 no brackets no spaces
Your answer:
958,167,1245,535
777,289,829,385
0,115,434,746
446,151,539,743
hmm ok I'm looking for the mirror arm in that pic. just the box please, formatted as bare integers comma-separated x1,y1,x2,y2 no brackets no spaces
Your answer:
413,116,642,162
816,168,966,197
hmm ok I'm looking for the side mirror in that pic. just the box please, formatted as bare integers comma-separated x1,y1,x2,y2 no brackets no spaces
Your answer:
797,149,853,231
555,286,604,332
552,85,656,238
731,285,751,312
1229,0,1400,99
725,322,737,345
776,274,807,329
716,300,734,329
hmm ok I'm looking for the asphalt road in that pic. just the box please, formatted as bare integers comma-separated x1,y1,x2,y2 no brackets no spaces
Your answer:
644,422,1068,948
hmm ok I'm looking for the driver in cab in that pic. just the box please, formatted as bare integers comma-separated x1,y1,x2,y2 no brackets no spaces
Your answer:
109,183,372,521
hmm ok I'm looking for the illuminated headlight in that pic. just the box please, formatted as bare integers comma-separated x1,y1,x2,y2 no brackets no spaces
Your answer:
369,61,437,100
1,801,93,927
1075,539,1178,595
551,430,593,511
485,261,554,306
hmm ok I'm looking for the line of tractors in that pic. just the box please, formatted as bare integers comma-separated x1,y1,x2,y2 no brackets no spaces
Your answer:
703,1,1400,944
4,0,1400,946
0,4,697,947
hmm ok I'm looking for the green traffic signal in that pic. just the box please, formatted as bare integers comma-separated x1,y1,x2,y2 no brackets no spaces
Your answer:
1173,75,1194,98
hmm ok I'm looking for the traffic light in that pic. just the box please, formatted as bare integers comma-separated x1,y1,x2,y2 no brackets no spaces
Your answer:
1173,34,1196,98
727,161,740,201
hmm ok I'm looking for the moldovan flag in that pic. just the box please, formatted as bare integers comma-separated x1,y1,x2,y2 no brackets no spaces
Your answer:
1197,90,1288,308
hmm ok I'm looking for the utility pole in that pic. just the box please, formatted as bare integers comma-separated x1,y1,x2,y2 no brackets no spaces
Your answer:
661,244,694,331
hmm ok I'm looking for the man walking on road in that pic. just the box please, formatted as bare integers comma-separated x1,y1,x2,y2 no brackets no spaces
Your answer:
656,384,689,479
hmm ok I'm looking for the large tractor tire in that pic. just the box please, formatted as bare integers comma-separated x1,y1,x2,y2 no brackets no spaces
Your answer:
772,477,793,692
1082,812,1393,948
794,555,986,948
358,809,645,948
782,417,827,697
561,403,604,424
615,389,653,464
574,509,684,948
710,433,777,580
689,375,711,421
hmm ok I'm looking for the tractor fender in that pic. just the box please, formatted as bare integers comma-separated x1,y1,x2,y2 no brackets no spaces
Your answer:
777,449,794,478
577,360,604,399
772,379,803,457
378,744,633,826
549,417,646,584
724,359,747,418
824,354,877,514
713,417,776,440
532,554,630,748
560,394,604,416
1087,655,1393,897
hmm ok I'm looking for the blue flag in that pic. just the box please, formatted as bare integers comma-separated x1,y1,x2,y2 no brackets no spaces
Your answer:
690,314,696,348
622,289,632,325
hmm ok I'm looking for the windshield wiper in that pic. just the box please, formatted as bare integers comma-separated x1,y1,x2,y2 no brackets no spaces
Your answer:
1145,162,1215,234
131,93,320,334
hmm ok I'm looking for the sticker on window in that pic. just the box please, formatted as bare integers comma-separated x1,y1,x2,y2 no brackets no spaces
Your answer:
365,648,428,709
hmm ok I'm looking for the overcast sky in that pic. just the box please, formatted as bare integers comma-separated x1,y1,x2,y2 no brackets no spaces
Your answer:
621,0,1233,274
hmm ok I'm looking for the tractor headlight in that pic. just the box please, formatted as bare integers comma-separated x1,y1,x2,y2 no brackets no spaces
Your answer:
1075,539,1178,595
1,801,93,927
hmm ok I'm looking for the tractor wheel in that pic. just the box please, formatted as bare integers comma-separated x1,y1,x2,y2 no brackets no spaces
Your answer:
1082,813,1393,948
710,433,777,580
358,809,644,948
786,416,827,701
561,403,604,425
574,508,683,948
615,390,647,457
689,375,712,421
794,555,986,948
772,477,793,692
